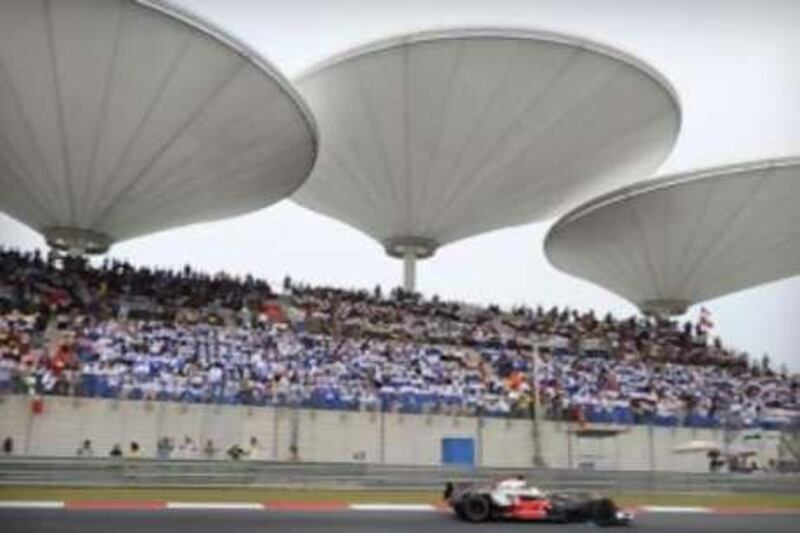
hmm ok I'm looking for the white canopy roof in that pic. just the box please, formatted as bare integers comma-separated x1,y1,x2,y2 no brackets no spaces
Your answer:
293,28,680,258
0,0,317,253
545,158,800,315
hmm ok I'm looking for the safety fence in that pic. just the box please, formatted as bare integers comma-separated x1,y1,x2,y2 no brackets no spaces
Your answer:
0,458,798,494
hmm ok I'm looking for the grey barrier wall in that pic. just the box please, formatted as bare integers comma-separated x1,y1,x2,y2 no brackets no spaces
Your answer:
1,458,798,494
0,395,783,473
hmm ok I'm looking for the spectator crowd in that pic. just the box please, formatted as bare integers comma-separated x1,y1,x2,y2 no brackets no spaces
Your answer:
1,248,798,430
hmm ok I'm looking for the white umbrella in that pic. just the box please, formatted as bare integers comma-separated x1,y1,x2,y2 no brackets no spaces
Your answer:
728,445,758,456
673,440,721,454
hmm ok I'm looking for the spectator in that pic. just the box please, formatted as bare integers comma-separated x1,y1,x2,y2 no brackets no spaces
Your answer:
109,443,123,458
176,436,197,459
129,441,142,459
156,437,174,460
245,436,261,460
76,439,94,457
0,247,797,432
203,439,217,460
289,443,300,462
708,450,724,473
227,444,245,461
2,436,12,455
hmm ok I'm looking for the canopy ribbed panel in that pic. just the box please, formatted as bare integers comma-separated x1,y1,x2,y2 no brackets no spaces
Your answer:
546,159,800,311
0,0,316,246
294,29,680,251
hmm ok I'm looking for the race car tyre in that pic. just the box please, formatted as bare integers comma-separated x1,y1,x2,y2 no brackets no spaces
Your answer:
591,498,619,527
461,494,492,523
546,508,570,524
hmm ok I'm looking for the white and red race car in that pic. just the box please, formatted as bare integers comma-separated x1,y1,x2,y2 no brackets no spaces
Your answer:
444,477,633,526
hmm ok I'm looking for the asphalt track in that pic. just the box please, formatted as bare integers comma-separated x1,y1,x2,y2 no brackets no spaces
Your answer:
1,509,797,533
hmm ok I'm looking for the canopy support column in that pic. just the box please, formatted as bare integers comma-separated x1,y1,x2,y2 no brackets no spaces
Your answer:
531,342,546,467
383,236,437,293
402,249,416,292
43,226,112,255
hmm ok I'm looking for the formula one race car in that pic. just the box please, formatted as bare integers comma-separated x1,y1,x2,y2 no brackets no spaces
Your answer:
444,477,633,526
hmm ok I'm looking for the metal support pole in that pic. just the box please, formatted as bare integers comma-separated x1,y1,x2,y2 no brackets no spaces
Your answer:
531,343,545,467
402,249,416,292
477,415,484,467
289,406,300,460
379,408,386,464
272,407,279,460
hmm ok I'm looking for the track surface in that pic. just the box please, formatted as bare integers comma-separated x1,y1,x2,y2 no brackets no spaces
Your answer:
1,509,797,533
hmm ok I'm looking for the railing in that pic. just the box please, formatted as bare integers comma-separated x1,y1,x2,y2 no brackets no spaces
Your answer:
0,458,798,493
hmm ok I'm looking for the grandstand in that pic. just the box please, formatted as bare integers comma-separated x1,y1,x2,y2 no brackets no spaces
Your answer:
1,248,796,433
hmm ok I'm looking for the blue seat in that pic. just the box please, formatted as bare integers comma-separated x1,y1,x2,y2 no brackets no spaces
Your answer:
99,381,117,398
341,398,359,410
686,414,715,428
400,393,422,414
597,409,614,424
654,415,678,427
584,406,603,423
612,406,633,425
80,376,98,397
221,393,238,405
444,395,462,407
325,393,343,410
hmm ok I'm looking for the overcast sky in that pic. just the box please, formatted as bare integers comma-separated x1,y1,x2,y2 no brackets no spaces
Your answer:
1,0,798,368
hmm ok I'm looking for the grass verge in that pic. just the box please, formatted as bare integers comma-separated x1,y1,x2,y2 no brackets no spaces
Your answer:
0,486,799,509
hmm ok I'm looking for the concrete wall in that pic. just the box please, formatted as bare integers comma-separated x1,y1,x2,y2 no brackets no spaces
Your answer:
0,395,781,472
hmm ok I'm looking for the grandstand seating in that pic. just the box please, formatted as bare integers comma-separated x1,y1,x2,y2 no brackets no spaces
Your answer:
0,248,797,431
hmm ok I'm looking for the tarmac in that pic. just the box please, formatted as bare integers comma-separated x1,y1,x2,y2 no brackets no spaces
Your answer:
1,508,798,533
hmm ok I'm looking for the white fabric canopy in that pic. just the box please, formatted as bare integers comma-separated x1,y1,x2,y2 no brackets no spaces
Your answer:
293,28,680,256
545,158,800,314
0,0,316,252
